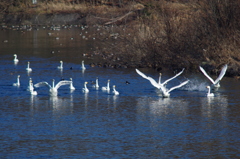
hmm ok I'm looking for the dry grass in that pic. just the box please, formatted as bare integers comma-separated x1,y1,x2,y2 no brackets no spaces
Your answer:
2,0,240,75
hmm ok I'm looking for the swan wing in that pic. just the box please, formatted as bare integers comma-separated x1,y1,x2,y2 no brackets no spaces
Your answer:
199,66,215,84
146,76,163,89
162,68,185,85
215,64,227,83
55,80,72,90
34,82,51,88
167,80,189,93
136,69,162,89
136,69,149,79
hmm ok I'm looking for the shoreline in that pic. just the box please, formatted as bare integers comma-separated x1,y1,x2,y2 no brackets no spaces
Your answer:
1,1,240,77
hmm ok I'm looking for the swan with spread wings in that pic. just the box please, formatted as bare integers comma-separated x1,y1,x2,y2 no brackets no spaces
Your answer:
34,79,71,96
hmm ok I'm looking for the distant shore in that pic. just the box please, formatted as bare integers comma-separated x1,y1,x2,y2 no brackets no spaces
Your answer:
1,1,240,77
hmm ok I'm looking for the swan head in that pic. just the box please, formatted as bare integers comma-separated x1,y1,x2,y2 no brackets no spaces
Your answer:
85,82,88,84
18,75,20,78
14,54,17,57
70,78,73,81
28,61,30,64
60,61,63,63
206,86,210,89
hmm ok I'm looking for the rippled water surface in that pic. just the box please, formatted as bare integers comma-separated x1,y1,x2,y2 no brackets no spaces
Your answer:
0,27,240,158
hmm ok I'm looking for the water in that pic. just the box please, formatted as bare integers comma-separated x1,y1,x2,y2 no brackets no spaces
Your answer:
0,27,240,158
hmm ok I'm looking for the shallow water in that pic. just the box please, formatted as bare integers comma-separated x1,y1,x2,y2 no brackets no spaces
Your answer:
0,27,240,158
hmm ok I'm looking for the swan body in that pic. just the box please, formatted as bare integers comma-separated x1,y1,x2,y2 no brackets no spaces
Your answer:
82,60,86,70
58,61,63,69
199,64,227,88
206,86,214,97
92,77,99,88
112,85,119,95
13,54,19,62
69,78,75,90
34,79,71,96
136,68,185,90
26,61,32,72
82,82,89,93
102,79,110,91
13,75,20,86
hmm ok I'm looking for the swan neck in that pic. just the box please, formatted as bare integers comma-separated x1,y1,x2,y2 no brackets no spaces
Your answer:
52,80,55,88
158,74,161,84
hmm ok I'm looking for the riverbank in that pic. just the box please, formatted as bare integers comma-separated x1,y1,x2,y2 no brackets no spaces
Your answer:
1,0,240,77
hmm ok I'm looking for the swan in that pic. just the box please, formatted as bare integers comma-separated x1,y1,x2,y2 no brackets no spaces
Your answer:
69,78,75,90
206,86,214,97
82,82,89,93
26,61,32,72
58,61,63,69
145,76,189,98
82,60,86,70
29,79,37,95
102,79,110,91
13,54,19,62
112,85,119,95
92,77,99,88
34,79,71,96
199,64,227,89
13,75,20,86
27,78,33,91
136,68,185,89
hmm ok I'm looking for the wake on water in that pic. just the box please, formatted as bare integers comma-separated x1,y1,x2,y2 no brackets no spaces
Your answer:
184,78,209,91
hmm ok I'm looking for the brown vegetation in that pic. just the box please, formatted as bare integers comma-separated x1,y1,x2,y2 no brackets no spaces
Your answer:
1,0,240,76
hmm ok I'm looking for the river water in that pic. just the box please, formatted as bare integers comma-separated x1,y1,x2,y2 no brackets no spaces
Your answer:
0,26,239,158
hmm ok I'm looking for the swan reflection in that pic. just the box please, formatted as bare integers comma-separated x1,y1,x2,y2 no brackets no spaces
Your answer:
51,96,73,115
29,95,39,115
201,95,228,119
136,96,189,116
149,97,188,116
113,95,118,109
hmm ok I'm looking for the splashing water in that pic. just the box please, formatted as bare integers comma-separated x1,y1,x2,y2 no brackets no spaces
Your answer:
185,79,208,91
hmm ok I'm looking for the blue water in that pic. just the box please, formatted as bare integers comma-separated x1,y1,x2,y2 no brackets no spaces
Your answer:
0,28,240,158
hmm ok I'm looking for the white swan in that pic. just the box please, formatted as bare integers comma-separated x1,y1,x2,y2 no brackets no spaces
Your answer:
136,68,185,89
27,78,33,91
69,78,75,90
82,82,89,93
206,86,214,97
13,54,19,62
146,77,189,98
92,77,99,88
112,85,119,95
82,60,86,70
199,64,227,89
102,79,110,91
34,79,71,96
58,61,63,69
13,75,20,86
29,79,37,95
26,61,32,72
